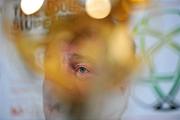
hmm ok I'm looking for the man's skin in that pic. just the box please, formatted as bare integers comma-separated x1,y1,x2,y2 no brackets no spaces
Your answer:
43,18,137,120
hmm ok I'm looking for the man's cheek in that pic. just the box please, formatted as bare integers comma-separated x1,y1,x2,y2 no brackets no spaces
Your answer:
45,42,91,99
44,41,77,97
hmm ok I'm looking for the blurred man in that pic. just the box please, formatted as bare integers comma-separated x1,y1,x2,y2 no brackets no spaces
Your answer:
43,0,137,119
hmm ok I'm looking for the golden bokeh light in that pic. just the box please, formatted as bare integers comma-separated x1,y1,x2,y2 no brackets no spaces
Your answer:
20,0,45,15
85,0,112,19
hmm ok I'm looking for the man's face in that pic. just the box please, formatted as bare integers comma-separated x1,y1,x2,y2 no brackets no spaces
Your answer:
43,22,136,120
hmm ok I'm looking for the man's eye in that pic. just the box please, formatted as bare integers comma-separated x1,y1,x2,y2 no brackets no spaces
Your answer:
75,65,90,74
77,66,89,74
71,64,93,79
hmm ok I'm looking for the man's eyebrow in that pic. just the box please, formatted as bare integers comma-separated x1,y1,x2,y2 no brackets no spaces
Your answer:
67,53,94,64
67,53,83,60
68,53,87,62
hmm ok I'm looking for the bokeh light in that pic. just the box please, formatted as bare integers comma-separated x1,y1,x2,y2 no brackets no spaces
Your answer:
20,0,45,15
85,0,112,19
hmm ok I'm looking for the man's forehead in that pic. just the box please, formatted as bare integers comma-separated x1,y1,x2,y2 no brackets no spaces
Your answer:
64,39,105,64
61,26,134,65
